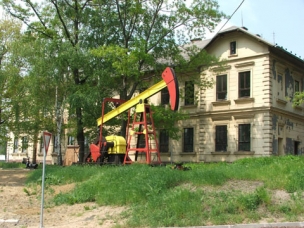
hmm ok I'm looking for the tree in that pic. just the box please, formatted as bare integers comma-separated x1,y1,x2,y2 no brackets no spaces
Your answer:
0,0,225,161
0,0,114,162
0,17,23,157
90,0,225,137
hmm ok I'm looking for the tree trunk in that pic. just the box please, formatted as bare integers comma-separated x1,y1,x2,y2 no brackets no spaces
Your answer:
55,87,64,166
120,86,129,138
32,134,38,164
76,106,85,162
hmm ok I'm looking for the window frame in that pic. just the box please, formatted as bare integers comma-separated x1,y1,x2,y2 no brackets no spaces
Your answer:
277,73,284,99
183,127,194,152
230,41,237,55
13,137,18,153
21,136,28,153
53,135,58,153
295,80,300,93
238,124,251,151
215,125,227,151
40,136,44,153
68,135,75,145
161,88,169,105
238,71,251,98
216,74,227,100
159,129,169,153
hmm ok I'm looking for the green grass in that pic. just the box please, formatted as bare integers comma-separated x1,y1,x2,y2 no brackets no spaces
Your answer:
23,155,304,227
0,161,25,169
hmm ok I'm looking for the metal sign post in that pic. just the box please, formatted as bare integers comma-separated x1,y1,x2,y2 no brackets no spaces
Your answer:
40,131,52,228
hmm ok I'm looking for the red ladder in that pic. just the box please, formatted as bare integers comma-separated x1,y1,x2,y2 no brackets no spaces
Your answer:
124,104,161,164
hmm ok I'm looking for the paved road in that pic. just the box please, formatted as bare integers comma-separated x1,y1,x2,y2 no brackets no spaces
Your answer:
166,222,304,228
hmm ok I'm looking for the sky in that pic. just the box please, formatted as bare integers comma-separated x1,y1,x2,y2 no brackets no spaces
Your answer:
207,0,304,60
1,0,303,59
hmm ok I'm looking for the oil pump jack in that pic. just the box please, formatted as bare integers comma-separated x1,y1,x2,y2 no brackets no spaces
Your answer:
85,67,179,165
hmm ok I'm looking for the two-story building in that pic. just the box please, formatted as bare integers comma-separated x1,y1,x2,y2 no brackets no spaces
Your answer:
158,26,304,163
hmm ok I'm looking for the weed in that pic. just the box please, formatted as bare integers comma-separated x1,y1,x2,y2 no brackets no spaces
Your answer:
84,205,90,211
23,188,30,196
0,162,24,169
286,170,304,192
16,156,304,227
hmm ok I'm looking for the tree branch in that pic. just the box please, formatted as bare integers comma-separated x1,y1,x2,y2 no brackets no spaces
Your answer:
50,0,75,46
63,0,74,8
3,8,53,39
25,0,48,31
145,0,163,50
115,0,127,45
81,0,92,10
127,81,139,100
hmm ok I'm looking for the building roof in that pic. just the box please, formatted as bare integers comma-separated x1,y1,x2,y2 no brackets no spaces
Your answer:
202,26,304,64
180,26,304,65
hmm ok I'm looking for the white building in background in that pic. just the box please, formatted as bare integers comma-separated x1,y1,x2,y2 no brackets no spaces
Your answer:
158,26,304,163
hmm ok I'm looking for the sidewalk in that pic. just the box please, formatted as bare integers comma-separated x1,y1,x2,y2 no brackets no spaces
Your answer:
167,222,304,228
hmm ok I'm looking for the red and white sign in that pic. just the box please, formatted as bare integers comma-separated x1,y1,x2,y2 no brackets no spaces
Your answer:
43,131,52,155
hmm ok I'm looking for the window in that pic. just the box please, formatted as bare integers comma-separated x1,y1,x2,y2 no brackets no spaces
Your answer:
216,75,227,100
295,80,300,93
13,137,18,153
238,124,250,151
0,141,6,156
183,128,193,152
161,88,169,105
53,135,58,153
215,125,227,151
239,71,250,98
230,41,236,55
68,136,75,145
40,136,44,153
21,136,28,153
278,74,284,99
185,81,194,105
159,129,169,153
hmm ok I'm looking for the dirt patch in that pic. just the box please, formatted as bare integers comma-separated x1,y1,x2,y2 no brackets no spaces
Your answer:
0,169,127,228
0,169,298,227
180,180,265,193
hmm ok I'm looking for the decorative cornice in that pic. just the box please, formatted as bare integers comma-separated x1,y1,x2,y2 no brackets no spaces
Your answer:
276,98,287,105
234,114,255,119
211,65,232,72
211,115,232,121
211,151,231,155
234,151,255,155
235,61,255,68
212,100,231,106
234,98,255,104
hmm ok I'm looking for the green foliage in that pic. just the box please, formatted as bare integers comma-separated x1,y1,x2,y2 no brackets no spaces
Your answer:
53,164,184,206
286,170,304,192
151,105,188,140
1,0,225,163
0,161,24,168
26,165,101,185
292,91,304,107
21,156,304,226
237,187,270,211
